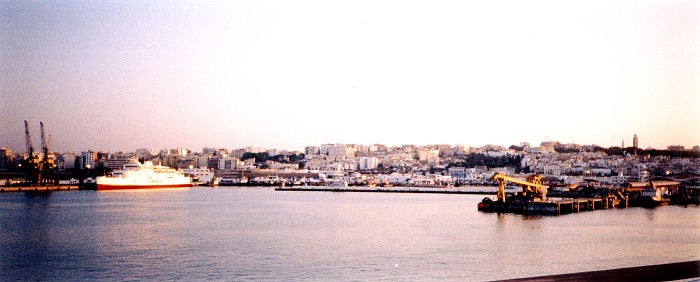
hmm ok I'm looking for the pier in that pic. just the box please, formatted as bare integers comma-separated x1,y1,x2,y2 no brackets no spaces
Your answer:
0,185,81,193
472,173,698,215
478,193,631,216
521,197,624,215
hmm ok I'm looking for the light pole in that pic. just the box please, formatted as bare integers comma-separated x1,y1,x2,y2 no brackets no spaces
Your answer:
85,164,92,184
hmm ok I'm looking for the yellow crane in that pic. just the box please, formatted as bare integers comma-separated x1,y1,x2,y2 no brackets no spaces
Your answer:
490,173,548,203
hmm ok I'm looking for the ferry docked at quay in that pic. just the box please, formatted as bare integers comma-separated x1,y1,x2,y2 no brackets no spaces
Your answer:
95,161,192,190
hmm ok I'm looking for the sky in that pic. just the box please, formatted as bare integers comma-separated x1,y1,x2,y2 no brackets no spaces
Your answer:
1,0,698,153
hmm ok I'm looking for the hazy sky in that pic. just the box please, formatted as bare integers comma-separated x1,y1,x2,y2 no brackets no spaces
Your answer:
1,0,698,153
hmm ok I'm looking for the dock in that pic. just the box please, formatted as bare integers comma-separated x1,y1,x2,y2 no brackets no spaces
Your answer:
524,196,625,215
0,185,81,193
478,195,628,216
475,173,640,216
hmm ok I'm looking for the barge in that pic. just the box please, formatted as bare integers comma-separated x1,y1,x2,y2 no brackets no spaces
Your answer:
477,173,628,215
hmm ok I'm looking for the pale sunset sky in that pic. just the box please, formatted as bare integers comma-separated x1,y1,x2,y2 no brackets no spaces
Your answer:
1,0,698,153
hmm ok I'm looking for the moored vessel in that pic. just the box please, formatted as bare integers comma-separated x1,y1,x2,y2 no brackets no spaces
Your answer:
635,187,671,207
96,161,192,190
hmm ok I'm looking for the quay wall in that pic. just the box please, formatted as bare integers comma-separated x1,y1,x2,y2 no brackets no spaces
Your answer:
0,185,81,193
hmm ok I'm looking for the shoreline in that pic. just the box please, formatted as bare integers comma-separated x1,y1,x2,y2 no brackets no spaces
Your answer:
497,260,700,282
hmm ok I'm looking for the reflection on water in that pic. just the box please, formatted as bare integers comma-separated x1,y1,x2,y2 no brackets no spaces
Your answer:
1,188,698,281
97,187,190,193
645,208,657,221
23,191,52,207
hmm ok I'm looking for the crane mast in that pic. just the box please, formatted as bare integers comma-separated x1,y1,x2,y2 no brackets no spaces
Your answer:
21,120,55,185
40,122,47,155
22,120,43,184
24,120,34,157
40,122,56,184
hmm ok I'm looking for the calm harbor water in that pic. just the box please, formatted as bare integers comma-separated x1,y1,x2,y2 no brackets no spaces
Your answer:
1,187,698,281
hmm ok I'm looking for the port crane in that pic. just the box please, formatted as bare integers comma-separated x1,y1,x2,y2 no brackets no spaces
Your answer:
490,173,548,203
22,120,43,184
20,121,55,185
40,122,56,184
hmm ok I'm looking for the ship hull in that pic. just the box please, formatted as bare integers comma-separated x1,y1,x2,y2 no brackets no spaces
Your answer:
632,197,671,208
96,183,192,190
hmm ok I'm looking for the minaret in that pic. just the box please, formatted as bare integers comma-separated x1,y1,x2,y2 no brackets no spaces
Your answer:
633,134,638,155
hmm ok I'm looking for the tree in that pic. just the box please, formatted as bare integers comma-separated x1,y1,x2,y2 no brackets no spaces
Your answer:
449,153,522,171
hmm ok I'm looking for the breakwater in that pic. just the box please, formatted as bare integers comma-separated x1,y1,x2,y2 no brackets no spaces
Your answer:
275,186,497,194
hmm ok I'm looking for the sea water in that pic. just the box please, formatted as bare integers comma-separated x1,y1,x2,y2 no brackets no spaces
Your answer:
1,187,698,281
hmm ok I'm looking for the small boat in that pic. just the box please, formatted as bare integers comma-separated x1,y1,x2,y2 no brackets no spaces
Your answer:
636,187,671,207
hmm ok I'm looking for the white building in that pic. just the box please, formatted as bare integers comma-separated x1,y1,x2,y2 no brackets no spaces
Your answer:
418,149,440,165
448,167,467,182
266,161,299,170
56,153,77,170
79,151,97,169
358,157,379,170
490,167,515,175
485,151,508,157
329,145,347,157
305,146,320,155
105,157,137,170
543,164,571,176
320,144,334,155
209,157,241,170
245,146,266,153
136,148,154,159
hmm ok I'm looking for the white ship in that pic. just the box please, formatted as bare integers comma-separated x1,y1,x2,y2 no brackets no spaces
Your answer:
96,161,192,190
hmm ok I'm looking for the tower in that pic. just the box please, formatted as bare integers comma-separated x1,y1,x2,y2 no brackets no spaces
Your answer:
622,139,625,148
633,134,638,155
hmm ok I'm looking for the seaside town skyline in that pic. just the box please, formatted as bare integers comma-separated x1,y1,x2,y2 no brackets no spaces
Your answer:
3,136,699,189
2,123,700,155
1,118,699,154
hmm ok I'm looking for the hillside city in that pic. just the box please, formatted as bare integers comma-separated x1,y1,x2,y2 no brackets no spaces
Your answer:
2,136,700,188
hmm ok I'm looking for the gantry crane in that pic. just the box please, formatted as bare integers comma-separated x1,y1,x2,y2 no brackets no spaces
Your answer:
490,173,548,203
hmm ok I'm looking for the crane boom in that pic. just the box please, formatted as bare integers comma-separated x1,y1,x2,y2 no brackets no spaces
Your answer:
490,173,548,203
40,121,47,153
24,120,34,156
39,122,55,184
